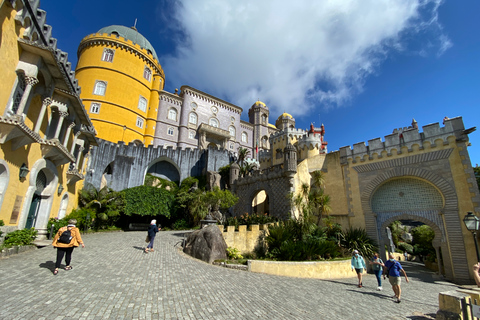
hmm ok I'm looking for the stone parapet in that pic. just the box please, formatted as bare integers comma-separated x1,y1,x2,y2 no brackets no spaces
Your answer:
220,224,272,254
339,117,469,164
269,127,307,144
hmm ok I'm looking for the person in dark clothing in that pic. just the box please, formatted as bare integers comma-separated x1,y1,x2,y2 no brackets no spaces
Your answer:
145,219,161,253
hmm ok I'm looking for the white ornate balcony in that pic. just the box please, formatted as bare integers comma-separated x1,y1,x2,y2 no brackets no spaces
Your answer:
0,115,41,150
40,138,75,166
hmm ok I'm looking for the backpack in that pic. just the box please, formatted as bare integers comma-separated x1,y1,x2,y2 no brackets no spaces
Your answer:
58,227,73,244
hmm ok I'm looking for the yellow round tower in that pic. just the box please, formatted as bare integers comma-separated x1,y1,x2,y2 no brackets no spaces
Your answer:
76,25,165,145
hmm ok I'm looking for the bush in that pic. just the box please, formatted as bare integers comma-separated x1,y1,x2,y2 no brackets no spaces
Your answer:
65,208,96,231
172,219,190,230
0,219,4,226
2,228,37,248
48,217,69,236
226,247,243,260
397,242,413,254
225,213,278,229
339,227,377,259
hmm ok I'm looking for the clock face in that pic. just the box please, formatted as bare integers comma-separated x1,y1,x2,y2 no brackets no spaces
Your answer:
211,106,218,114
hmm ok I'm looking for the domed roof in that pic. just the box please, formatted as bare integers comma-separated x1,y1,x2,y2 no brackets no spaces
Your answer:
254,101,267,108
97,25,158,60
278,112,293,120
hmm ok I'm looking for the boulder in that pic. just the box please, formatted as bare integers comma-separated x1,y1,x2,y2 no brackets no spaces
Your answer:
183,225,227,263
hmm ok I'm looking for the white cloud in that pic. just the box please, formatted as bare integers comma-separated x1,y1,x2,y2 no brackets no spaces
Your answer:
161,0,449,117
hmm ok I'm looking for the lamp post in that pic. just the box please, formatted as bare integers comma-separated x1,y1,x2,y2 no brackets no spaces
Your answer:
463,212,480,262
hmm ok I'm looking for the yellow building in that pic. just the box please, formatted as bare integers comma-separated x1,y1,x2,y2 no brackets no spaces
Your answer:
0,0,97,238
76,25,165,145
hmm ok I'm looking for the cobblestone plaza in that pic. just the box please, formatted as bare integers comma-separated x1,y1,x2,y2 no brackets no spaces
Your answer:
0,231,460,320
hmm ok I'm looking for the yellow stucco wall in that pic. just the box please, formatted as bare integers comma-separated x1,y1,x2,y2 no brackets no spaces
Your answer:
76,33,164,145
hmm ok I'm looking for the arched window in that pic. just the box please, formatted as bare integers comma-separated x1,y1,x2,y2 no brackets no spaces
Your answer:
136,117,144,128
167,127,174,136
168,108,177,121
138,96,147,112
189,130,196,139
262,114,267,124
229,126,235,137
241,132,248,143
9,73,26,114
262,135,268,148
90,103,100,114
209,118,219,128
94,81,106,96
189,112,197,125
144,66,152,81
102,49,114,62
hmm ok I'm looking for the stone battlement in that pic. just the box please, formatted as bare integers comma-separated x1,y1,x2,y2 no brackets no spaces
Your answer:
269,127,307,144
297,133,323,150
339,117,468,163
220,224,274,254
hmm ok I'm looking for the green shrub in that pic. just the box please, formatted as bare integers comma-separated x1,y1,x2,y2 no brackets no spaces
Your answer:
48,217,69,236
0,219,4,226
339,227,377,259
397,242,413,254
226,247,243,260
65,208,96,231
3,228,37,248
172,219,190,230
225,213,278,229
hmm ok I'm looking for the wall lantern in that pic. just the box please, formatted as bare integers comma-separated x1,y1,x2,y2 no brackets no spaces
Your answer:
19,163,29,180
57,184,64,195
463,211,480,262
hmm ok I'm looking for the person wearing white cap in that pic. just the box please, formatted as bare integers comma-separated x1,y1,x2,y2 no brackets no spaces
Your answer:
351,249,366,288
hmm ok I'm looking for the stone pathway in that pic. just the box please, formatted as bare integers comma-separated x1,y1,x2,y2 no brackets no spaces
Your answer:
0,231,460,319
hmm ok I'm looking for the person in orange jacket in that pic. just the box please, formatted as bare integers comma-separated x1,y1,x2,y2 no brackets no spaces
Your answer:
51,219,85,275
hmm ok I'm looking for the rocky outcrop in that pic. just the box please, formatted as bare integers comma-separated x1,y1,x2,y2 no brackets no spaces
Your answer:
183,225,227,263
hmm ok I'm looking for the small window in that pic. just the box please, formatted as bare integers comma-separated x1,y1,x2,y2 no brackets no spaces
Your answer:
138,96,147,112
189,131,195,139
191,102,197,110
209,118,219,128
231,117,235,123
94,81,106,96
136,117,144,128
144,66,152,81
10,74,26,114
101,49,114,62
262,114,267,124
90,103,100,114
167,127,174,136
168,108,177,121
241,132,248,143
230,143,234,150
211,106,218,114
229,126,235,137
189,112,197,125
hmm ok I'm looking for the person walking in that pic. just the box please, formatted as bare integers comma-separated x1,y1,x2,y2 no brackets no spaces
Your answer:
383,253,409,303
51,219,85,275
369,252,384,291
145,219,161,253
351,249,367,288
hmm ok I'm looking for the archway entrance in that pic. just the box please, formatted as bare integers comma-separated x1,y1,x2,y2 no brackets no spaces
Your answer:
252,190,270,215
146,159,180,183
371,177,449,278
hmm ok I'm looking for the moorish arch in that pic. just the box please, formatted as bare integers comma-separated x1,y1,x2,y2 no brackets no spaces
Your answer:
360,166,469,283
145,156,181,183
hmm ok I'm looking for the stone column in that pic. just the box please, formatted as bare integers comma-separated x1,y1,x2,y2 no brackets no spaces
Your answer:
63,122,75,148
33,97,51,133
53,111,68,140
70,131,81,154
16,76,39,116
75,146,84,168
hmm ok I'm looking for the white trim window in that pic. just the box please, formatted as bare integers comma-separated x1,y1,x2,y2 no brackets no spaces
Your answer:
241,132,248,143
230,143,234,150
9,74,26,114
93,81,107,96
101,48,114,62
168,108,177,121
209,118,219,128
138,96,147,112
189,112,197,125
144,66,152,81
167,127,174,136
229,125,235,137
90,103,100,114
262,114,267,124
189,130,196,139
136,117,144,128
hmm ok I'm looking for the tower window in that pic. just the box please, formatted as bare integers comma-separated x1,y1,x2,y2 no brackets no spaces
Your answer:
101,49,114,62
9,73,26,114
167,127,174,136
262,114,267,124
144,66,152,81
90,103,100,114
168,108,177,121
189,130,195,139
93,81,107,96
229,126,235,137
138,96,147,112
242,132,248,143
189,112,197,125
136,117,144,128
209,118,219,128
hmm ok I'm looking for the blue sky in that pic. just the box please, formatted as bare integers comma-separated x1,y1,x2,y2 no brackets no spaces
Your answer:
40,0,479,165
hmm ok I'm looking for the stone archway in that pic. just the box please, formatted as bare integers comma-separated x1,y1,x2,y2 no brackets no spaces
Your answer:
251,190,270,215
361,167,469,283
145,157,181,183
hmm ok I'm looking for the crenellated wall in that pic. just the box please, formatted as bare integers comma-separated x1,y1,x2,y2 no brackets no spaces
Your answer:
339,117,468,164
219,224,273,254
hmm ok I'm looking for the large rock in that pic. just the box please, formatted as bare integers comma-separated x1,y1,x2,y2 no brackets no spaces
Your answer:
183,225,227,263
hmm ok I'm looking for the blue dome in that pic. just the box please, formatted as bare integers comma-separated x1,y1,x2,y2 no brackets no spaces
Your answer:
97,25,158,60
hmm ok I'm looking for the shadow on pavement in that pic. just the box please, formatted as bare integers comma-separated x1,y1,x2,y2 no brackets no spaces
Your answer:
39,261,56,272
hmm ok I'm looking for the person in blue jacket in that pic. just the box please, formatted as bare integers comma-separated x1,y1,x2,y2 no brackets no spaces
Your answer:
383,253,409,303
351,249,367,287
145,220,161,253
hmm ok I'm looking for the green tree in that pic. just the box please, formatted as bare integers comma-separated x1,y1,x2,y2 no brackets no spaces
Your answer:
237,147,250,167
411,224,436,260
78,184,124,229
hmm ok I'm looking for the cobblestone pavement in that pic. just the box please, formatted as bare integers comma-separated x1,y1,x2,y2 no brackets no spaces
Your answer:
0,231,460,320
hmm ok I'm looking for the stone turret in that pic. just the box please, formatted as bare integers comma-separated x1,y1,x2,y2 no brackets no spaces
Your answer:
283,143,297,173
230,162,240,186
